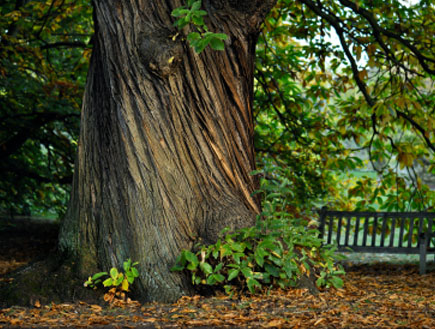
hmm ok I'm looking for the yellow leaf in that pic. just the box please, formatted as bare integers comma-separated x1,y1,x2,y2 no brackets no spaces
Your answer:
122,278,129,291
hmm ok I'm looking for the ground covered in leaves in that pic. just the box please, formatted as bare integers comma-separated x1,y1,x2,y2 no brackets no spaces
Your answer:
0,218,434,328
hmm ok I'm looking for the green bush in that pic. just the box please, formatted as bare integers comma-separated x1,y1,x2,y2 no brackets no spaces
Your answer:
172,166,345,294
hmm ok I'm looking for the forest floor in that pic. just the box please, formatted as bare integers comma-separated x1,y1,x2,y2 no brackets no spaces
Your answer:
0,218,434,328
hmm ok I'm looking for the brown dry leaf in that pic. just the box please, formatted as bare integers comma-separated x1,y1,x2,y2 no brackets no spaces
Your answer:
9,319,23,326
184,319,209,326
103,292,115,303
221,312,239,319
170,314,186,319
34,300,41,308
262,318,287,328
313,318,326,326
90,304,103,312
142,317,159,322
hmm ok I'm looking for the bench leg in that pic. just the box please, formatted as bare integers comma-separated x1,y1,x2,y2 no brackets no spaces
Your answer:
419,234,427,275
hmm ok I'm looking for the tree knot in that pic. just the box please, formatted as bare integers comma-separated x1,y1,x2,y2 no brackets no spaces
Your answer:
138,27,183,78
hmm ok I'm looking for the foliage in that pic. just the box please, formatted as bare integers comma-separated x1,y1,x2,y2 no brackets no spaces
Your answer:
254,0,435,213
172,167,345,294
2,0,435,220
0,0,92,217
171,0,228,53
84,259,139,303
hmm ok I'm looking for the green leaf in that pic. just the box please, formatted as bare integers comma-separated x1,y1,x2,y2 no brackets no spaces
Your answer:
316,277,326,287
213,273,225,283
209,37,225,51
131,267,139,277
241,267,253,279
102,278,113,287
206,275,216,285
110,268,118,280
227,269,239,281
192,15,204,26
185,251,199,266
171,264,185,272
171,8,189,17
191,1,201,11
211,33,228,40
264,263,280,277
230,242,245,252
214,263,223,272
200,262,213,275
195,10,208,17
187,262,198,271
193,38,208,53
329,276,344,289
246,277,261,293
91,272,108,281
187,32,201,42
114,273,124,286
123,259,131,272
126,273,135,284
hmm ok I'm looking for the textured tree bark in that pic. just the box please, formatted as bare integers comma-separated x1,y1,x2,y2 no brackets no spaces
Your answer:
59,0,275,302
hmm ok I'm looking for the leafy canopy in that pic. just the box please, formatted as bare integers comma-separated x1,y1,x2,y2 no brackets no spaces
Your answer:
1,0,434,218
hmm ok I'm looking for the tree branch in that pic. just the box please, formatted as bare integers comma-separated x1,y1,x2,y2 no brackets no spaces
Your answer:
338,0,435,75
40,41,89,49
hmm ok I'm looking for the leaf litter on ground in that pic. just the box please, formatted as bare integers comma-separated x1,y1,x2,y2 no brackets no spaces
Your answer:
1,263,434,328
1,220,433,328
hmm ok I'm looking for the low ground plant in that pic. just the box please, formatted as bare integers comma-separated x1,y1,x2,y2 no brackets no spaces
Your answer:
172,166,345,294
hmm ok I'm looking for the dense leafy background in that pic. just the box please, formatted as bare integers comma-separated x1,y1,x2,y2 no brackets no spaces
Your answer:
1,0,434,218
0,0,92,217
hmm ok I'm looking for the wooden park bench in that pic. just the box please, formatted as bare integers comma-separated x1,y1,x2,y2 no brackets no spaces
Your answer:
318,210,435,274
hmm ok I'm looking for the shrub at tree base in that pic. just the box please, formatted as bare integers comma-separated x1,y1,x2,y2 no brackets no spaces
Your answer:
172,167,345,295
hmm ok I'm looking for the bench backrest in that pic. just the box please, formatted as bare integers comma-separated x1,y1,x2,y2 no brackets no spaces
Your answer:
318,210,435,254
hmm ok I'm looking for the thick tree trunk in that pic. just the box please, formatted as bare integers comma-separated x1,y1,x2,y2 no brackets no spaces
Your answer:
58,0,275,302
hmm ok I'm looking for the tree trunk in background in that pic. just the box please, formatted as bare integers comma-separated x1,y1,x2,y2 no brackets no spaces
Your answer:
59,0,275,302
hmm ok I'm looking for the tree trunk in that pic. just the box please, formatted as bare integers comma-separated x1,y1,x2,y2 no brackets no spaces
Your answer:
58,0,275,302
